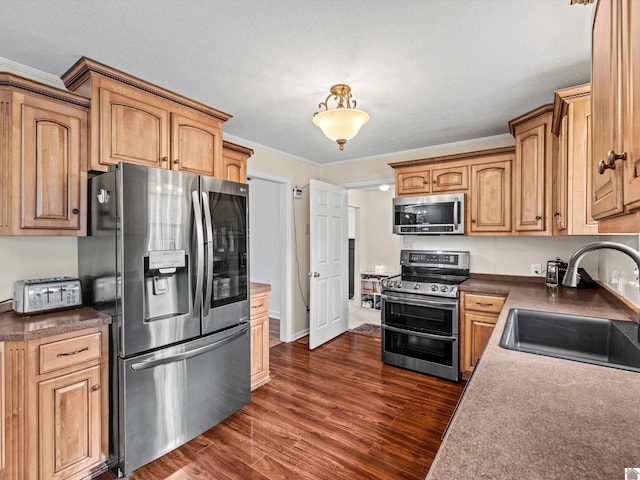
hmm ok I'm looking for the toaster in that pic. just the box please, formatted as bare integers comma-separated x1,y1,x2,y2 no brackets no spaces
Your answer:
13,277,82,314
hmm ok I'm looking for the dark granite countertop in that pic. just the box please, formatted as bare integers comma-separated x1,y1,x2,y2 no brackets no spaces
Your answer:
0,306,111,342
427,277,640,480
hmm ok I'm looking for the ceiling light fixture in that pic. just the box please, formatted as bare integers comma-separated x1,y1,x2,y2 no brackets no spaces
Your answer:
378,184,390,192
312,84,369,151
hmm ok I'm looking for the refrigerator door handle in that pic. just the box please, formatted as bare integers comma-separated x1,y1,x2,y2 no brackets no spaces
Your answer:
130,328,247,371
202,191,214,319
192,190,204,317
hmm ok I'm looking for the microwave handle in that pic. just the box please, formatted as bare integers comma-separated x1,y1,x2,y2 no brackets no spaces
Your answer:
453,196,459,228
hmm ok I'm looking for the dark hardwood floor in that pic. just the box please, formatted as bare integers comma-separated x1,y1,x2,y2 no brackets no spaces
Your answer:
101,333,465,479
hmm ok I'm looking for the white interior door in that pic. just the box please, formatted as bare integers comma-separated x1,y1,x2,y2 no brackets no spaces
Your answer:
309,179,349,349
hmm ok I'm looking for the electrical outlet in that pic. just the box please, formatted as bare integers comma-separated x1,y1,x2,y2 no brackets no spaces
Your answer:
531,264,542,276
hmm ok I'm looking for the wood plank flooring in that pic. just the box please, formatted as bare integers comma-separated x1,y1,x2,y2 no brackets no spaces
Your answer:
269,318,281,348
100,333,465,479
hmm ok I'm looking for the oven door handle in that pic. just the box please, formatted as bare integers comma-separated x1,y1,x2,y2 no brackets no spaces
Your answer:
383,325,457,342
382,293,457,309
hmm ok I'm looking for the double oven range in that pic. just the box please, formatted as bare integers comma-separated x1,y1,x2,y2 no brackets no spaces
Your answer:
381,250,470,382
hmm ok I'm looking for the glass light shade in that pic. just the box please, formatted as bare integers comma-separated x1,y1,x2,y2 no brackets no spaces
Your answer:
312,108,369,142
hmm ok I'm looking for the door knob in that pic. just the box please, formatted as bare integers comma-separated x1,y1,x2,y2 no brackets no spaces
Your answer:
313,272,320,278
598,149,627,174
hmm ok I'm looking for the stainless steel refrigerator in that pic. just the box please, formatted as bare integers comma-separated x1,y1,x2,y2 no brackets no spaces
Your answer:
78,163,250,476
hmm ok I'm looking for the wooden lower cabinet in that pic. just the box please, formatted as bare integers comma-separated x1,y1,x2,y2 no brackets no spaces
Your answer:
39,366,102,480
460,292,506,376
250,291,270,390
4,326,108,480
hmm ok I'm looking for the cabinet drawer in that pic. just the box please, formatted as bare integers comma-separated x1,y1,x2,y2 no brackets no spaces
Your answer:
250,293,269,319
464,293,505,314
40,331,102,374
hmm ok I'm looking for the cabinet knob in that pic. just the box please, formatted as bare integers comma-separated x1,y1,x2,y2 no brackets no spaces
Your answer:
432,180,437,184
92,384,101,392
72,208,80,215
471,219,476,224
161,156,168,164
536,216,541,220
598,149,627,174
174,158,180,165
554,212,560,217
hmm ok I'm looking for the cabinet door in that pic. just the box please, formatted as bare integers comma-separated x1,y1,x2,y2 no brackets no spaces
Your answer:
554,115,570,233
100,87,169,169
395,166,430,196
250,315,269,389
171,110,221,177
39,365,102,480
0,91,10,233
431,165,468,192
463,312,496,373
592,0,624,219
21,96,85,232
220,148,248,183
514,120,549,232
470,160,512,233
622,0,640,210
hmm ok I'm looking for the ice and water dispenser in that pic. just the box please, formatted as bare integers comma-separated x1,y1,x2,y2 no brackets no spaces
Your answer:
143,249,190,321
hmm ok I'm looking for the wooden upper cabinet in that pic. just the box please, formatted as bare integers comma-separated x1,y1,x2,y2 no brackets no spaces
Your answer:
509,105,553,235
591,0,625,219
469,158,512,234
432,165,468,192
621,0,640,211
390,147,515,236
392,154,478,198
172,110,223,177
99,86,169,169
551,84,598,235
221,140,253,183
0,74,89,236
395,165,430,196
62,57,231,177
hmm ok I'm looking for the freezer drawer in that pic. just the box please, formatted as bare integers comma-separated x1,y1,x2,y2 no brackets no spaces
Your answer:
119,323,250,475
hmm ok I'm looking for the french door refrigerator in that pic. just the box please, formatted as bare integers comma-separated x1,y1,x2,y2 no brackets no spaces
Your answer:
78,163,250,476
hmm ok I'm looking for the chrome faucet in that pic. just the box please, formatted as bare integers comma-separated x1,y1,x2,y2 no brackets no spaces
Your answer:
562,241,640,290
563,241,640,342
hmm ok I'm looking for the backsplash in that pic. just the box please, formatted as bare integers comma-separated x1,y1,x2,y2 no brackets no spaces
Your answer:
403,234,640,307
0,237,78,300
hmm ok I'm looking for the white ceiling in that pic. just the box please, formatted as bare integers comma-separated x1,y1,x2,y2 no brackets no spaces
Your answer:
1,0,594,165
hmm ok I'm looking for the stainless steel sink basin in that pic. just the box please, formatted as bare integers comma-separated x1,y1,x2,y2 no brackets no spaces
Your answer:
499,308,640,372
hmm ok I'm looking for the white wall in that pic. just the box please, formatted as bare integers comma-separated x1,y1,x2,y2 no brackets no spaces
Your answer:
348,189,399,275
241,135,323,338
248,177,282,318
597,235,640,307
0,237,78,299
404,235,601,279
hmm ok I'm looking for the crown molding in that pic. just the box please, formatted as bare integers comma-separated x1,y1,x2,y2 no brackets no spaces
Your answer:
0,57,66,89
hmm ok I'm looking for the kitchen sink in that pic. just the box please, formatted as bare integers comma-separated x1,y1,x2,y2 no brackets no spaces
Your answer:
499,308,640,373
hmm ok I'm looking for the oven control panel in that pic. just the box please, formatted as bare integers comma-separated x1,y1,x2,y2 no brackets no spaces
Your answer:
381,276,459,298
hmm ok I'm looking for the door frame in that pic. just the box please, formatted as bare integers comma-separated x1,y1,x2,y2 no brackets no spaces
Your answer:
246,170,293,343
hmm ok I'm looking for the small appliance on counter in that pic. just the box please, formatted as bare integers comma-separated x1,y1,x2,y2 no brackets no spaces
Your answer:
545,258,568,287
12,276,82,314
546,258,596,288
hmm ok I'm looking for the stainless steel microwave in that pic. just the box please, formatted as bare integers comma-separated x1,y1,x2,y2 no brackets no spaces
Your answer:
393,193,465,235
